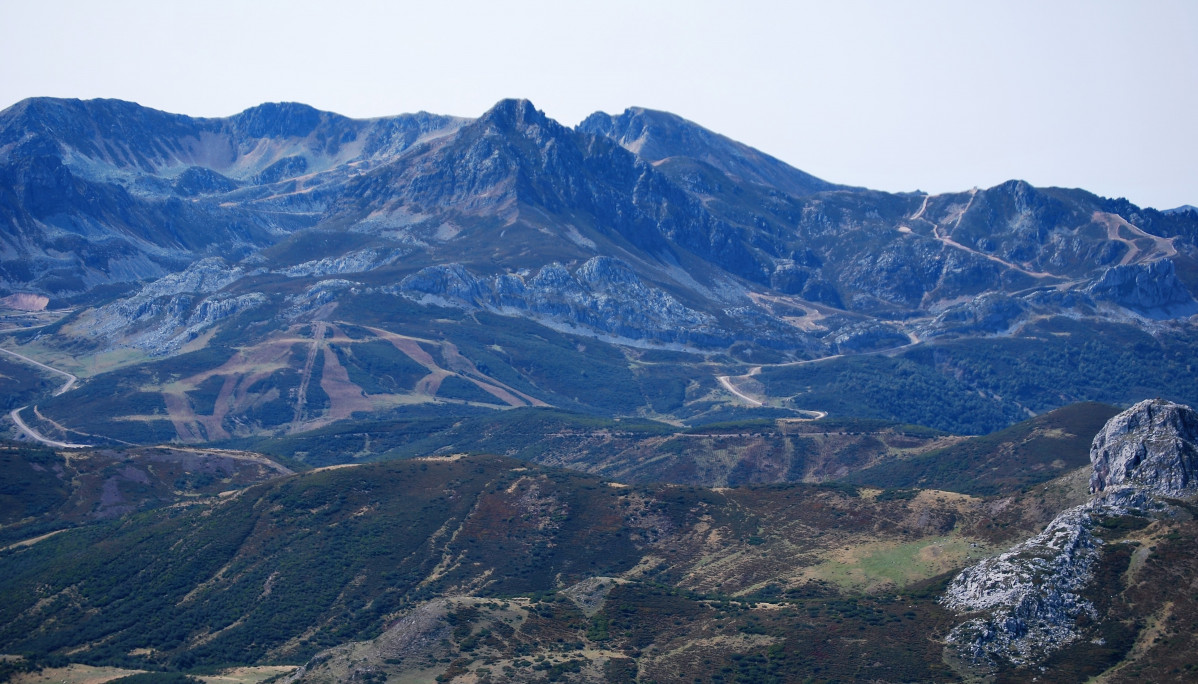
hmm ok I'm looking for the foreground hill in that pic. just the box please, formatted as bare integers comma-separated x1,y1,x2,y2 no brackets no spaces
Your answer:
0,450,1045,681
3,401,1198,682
0,440,290,547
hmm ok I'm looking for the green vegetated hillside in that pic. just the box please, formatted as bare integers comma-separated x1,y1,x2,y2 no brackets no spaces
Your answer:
843,401,1122,496
0,441,290,547
0,453,1048,680
758,319,1198,435
21,296,1198,451
230,408,956,487
0,354,58,413
4,451,1194,682
228,401,1113,497
20,301,722,446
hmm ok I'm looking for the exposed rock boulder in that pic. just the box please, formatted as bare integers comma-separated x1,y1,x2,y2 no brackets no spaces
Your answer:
942,399,1198,672
942,504,1101,668
1089,398,1198,496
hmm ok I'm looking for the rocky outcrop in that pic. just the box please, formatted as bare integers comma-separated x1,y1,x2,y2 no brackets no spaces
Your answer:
1089,398,1198,496
284,279,358,318
398,257,727,346
287,599,454,683
277,248,407,278
1086,259,1198,318
828,321,910,353
132,257,247,300
76,257,266,355
924,293,1026,338
942,399,1198,672
943,504,1101,667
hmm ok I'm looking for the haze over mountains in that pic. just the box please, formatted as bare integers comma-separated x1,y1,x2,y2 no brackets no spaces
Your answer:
3,97,1198,682
2,96,1198,445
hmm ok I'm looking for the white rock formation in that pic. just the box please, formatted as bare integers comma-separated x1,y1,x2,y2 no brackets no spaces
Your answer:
1089,398,1198,496
942,399,1197,671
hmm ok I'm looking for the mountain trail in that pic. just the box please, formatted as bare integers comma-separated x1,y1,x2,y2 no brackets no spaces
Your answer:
1093,211,1178,265
0,346,78,395
292,321,327,425
1,346,91,448
925,189,1058,279
9,406,92,448
717,374,763,406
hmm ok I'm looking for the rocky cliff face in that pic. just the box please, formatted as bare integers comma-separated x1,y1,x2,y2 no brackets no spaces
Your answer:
1089,398,1198,496
69,257,266,355
1087,259,1198,318
941,399,1198,673
396,257,736,347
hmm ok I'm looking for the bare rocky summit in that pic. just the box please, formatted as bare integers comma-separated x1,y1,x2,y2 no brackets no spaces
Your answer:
1089,398,1198,496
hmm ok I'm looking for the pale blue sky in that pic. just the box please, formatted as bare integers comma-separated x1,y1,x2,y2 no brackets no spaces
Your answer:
2,0,1194,209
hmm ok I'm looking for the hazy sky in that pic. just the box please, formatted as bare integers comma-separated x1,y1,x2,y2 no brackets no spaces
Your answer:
2,0,1195,209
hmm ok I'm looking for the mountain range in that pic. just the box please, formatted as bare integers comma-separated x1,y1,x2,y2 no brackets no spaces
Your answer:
3,96,1198,681
2,97,1198,447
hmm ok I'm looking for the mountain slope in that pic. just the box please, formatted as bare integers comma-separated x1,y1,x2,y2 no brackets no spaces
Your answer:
0,452,1046,680
6,404,1198,681
3,97,1198,440
578,106,842,197
845,401,1122,495
940,399,1198,680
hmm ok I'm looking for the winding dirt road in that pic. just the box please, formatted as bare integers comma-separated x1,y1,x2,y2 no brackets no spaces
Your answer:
9,406,92,448
717,374,763,406
0,347,78,395
1,347,90,448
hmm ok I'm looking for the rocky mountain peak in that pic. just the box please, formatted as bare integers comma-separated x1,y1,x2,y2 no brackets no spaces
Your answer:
477,98,550,133
230,101,330,139
1089,398,1198,496
577,106,690,161
578,105,837,197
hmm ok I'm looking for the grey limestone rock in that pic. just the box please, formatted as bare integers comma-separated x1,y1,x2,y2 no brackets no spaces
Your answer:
399,257,722,346
942,503,1101,668
942,399,1198,672
277,248,406,278
79,257,265,355
1089,398,1198,496
1086,259,1198,318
